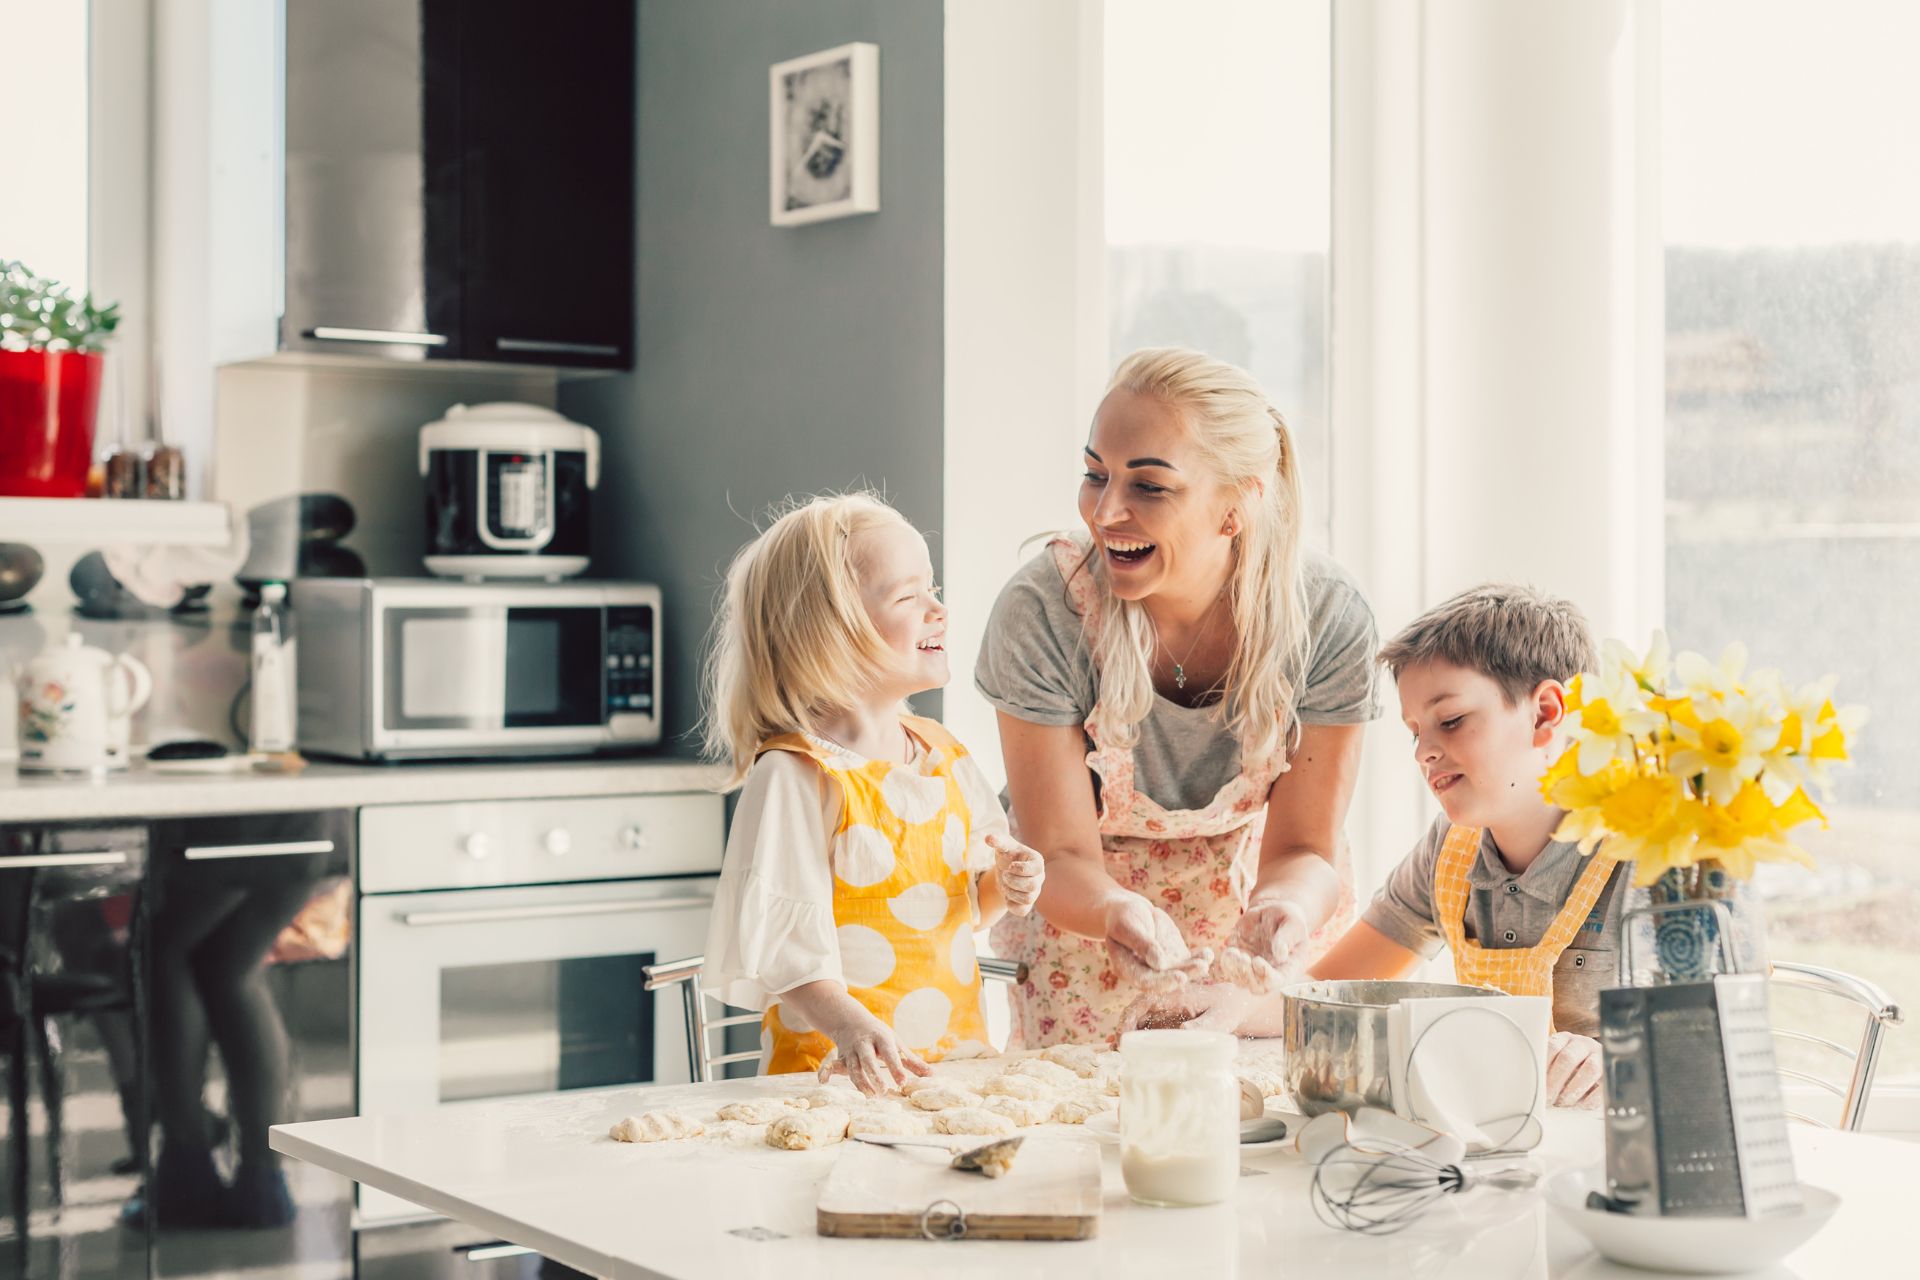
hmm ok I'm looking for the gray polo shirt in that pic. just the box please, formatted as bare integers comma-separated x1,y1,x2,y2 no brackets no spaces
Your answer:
1362,815,1766,1036
974,539,1382,811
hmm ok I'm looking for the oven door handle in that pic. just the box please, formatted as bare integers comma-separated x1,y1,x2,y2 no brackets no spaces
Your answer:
398,896,712,927
1,851,130,869
184,839,336,861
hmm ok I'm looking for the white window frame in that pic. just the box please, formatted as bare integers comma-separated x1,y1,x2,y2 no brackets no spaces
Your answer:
87,0,154,446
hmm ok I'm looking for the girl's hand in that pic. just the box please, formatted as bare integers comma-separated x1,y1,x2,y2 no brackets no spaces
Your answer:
1546,1030,1604,1109
1232,898,1310,968
817,1007,932,1097
985,834,1044,916
1102,894,1211,988
1119,982,1258,1036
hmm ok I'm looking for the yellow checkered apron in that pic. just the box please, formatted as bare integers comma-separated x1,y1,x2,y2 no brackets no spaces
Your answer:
756,716,988,1074
1433,823,1616,1026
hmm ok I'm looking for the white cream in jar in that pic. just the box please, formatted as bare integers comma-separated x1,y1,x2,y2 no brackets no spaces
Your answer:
1118,1029,1239,1207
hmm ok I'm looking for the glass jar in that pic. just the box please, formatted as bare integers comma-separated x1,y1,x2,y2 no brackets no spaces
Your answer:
1118,1029,1239,1207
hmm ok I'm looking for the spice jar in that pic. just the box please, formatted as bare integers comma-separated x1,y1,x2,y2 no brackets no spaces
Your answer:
1118,1029,1240,1207
102,446,144,499
144,442,184,499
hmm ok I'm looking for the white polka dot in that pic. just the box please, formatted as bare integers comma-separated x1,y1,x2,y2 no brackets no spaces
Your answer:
889,883,949,932
892,987,954,1050
881,770,948,824
941,814,967,873
776,998,814,1033
837,924,897,989
834,823,896,887
949,928,978,985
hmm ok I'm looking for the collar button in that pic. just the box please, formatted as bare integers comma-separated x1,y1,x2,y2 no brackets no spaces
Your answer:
1502,929,1517,943
1505,882,1519,894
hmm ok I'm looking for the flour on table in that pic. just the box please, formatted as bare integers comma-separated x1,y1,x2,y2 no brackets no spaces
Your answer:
609,1111,704,1143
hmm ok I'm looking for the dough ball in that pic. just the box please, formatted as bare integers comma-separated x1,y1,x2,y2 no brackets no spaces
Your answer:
609,1111,704,1143
716,1097,809,1124
1039,1044,1102,1078
802,1086,861,1110
1239,1078,1266,1122
765,1106,851,1151
933,1107,1017,1137
981,1094,1051,1128
907,1084,983,1112
1004,1058,1078,1088
848,1109,935,1137
1048,1093,1111,1126
979,1073,1050,1102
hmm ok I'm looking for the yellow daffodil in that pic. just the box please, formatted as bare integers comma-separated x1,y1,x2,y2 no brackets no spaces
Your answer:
1603,632,1671,694
1666,691,1779,805
1565,662,1661,773
1673,642,1749,699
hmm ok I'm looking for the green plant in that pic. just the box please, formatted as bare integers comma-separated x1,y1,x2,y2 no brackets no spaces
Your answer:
0,259,120,353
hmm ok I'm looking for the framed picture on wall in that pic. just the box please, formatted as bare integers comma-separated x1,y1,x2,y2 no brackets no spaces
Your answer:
769,42,879,226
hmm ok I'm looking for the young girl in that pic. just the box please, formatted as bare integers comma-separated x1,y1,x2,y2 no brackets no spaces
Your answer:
701,493,1044,1096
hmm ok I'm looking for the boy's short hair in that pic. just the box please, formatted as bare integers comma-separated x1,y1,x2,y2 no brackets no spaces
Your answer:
1378,583,1597,703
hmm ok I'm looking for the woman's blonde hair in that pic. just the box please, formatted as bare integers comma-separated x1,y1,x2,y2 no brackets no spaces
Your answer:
701,491,913,789
1082,347,1313,762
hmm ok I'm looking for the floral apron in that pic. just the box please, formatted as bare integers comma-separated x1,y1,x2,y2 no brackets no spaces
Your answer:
1433,823,1617,1030
989,539,1356,1047
758,716,989,1073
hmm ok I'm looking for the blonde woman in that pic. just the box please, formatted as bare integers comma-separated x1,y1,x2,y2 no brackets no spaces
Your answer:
700,493,1045,1094
977,349,1381,1046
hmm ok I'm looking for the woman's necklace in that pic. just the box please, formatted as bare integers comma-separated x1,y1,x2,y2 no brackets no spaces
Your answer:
1149,590,1227,690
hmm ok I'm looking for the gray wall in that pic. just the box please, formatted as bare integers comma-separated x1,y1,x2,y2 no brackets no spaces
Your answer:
562,0,946,751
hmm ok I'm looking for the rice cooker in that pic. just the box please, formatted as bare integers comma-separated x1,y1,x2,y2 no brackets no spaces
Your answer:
419,403,599,579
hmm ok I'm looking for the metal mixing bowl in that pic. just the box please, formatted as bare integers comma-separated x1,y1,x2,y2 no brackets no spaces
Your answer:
1280,980,1502,1115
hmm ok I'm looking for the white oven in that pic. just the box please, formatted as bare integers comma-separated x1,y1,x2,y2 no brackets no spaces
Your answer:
355,792,721,1225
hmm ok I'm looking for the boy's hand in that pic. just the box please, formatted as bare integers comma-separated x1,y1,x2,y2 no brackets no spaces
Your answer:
985,834,1044,916
817,1007,932,1096
1546,1030,1604,1109
1119,982,1257,1036
1233,898,1310,968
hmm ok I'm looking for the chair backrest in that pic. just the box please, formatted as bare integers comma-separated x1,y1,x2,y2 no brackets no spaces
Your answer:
1768,959,1903,1131
642,955,1030,1084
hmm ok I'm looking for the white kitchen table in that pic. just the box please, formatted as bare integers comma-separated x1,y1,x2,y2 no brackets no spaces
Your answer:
272,1072,1914,1279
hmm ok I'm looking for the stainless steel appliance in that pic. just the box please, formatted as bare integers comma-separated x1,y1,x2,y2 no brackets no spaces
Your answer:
420,403,599,581
292,578,660,761
354,792,722,1227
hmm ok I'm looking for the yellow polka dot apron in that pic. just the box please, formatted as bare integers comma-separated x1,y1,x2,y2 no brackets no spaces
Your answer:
758,715,989,1074
989,538,1357,1048
1433,823,1617,1028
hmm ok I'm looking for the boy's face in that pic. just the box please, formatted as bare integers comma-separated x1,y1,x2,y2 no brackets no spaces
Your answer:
1396,658,1564,827
852,519,949,697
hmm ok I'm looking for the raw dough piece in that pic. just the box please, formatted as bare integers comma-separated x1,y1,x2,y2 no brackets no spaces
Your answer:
1004,1058,1077,1088
765,1106,851,1150
907,1084,982,1112
981,1094,1051,1128
609,1111,704,1143
848,1110,934,1137
1236,1053,1288,1098
933,1107,1018,1137
1211,946,1283,996
1049,1093,1110,1126
979,1073,1050,1102
1239,1078,1266,1122
899,1076,951,1096
1039,1044,1102,1078
802,1087,860,1110
715,1097,809,1124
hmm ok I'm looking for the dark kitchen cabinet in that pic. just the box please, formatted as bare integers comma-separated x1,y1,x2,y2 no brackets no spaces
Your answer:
281,0,635,370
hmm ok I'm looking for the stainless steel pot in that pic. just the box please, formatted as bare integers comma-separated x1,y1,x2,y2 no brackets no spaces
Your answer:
1281,980,1501,1115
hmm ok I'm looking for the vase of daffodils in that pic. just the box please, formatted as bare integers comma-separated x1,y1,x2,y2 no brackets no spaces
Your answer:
1543,633,1864,984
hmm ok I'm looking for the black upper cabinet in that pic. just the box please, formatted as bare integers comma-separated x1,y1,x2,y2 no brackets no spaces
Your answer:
281,0,635,370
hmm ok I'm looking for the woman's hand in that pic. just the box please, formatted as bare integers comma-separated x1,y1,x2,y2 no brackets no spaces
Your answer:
1546,1030,1604,1109
816,1005,932,1097
985,834,1045,916
1233,898,1311,968
1102,894,1211,987
1119,982,1260,1036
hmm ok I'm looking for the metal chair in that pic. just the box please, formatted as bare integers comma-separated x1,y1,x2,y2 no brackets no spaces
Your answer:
1769,960,1903,1131
643,955,1027,1083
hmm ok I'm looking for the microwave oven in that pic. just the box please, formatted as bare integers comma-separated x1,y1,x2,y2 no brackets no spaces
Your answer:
291,578,661,760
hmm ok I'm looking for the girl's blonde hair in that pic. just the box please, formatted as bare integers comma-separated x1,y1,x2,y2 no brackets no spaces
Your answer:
701,492,913,789
1082,347,1313,762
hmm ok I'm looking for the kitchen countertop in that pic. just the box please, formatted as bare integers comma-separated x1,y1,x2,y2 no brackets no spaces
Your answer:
273,1071,1915,1280
0,754,727,823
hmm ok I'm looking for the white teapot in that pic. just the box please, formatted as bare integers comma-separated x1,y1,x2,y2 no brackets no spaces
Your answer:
13,634,153,774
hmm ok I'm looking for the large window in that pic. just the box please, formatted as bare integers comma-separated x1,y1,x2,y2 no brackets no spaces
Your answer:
1664,0,1917,1090
1104,0,1332,546
0,3,89,290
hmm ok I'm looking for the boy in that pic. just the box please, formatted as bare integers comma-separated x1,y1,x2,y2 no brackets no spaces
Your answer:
1127,584,1624,1107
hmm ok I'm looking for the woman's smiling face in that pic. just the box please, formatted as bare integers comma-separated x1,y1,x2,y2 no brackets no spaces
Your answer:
1079,389,1239,602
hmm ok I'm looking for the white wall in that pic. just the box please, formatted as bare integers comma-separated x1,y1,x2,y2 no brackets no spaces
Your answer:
941,0,1108,788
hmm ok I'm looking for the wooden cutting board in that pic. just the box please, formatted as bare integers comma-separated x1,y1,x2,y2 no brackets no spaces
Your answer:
817,1137,1102,1241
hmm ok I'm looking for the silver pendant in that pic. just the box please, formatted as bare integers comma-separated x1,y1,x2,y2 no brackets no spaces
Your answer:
1174,663,1187,690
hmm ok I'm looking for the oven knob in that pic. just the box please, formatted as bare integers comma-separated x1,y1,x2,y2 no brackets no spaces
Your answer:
543,828,572,856
621,824,648,852
462,833,491,860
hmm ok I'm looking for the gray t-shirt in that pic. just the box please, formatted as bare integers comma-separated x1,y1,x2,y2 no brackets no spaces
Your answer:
974,540,1382,811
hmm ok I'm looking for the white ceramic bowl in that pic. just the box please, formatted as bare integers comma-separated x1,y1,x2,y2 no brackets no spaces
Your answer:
1545,1166,1840,1274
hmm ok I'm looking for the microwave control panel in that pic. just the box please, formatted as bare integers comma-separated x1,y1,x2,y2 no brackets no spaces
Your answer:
605,604,656,717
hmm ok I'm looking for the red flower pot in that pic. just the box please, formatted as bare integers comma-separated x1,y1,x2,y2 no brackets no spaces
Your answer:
0,349,105,497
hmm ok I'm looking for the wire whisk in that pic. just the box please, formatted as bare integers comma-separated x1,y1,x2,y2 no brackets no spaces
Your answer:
1309,1137,1539,1235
